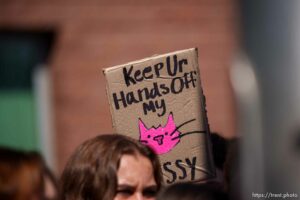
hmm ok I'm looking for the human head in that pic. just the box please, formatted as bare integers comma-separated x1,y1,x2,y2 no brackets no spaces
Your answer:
157,182,228,200
60,134,162,200
0,147,44,200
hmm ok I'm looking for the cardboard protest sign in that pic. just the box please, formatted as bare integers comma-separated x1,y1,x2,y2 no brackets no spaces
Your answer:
103,48,215,184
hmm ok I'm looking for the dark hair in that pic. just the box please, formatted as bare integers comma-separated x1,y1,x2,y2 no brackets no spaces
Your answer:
60,134,162,200
0,147,44,200
210,132,228,169
157,182,228,200
224,138,241,200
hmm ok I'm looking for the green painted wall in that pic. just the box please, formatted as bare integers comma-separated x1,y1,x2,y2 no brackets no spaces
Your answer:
0,90,38,150
0,31,53,151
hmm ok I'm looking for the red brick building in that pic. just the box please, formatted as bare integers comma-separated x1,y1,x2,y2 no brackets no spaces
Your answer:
0,0,240,173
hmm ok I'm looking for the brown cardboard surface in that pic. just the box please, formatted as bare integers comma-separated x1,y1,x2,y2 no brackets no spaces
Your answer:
103,48,215,184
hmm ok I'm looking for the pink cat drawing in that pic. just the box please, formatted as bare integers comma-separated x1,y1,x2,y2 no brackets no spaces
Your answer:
139,113,205,155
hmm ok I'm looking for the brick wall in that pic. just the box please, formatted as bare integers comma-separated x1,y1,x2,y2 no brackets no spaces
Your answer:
0,0,240,173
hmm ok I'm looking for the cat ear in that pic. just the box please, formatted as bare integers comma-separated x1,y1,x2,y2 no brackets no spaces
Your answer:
166,112,175,127
139,118,148,133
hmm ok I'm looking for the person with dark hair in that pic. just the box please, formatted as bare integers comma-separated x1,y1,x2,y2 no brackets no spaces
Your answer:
60,134,163,200
223,138,241,200
0,147,44,200
205,132,229,190
210,132,228,170
209,133,241,199
0,147,59,200
156,182,228,200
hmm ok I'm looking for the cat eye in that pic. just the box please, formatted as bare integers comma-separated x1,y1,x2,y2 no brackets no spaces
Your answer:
147,135,151,138
165,132,168,135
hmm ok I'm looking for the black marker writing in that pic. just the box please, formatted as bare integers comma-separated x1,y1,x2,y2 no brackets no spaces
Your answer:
162,156,197,184
112,71,197,116
123,55,188,87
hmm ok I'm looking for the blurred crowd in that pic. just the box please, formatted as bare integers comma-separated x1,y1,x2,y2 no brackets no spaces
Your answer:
0,147,58,200
0,133,239,200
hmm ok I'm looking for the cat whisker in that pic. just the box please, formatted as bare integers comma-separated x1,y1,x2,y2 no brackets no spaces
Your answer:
171,130,206,140
170,118,196,136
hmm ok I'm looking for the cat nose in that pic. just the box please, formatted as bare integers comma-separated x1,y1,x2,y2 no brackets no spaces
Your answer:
153,135,164,145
